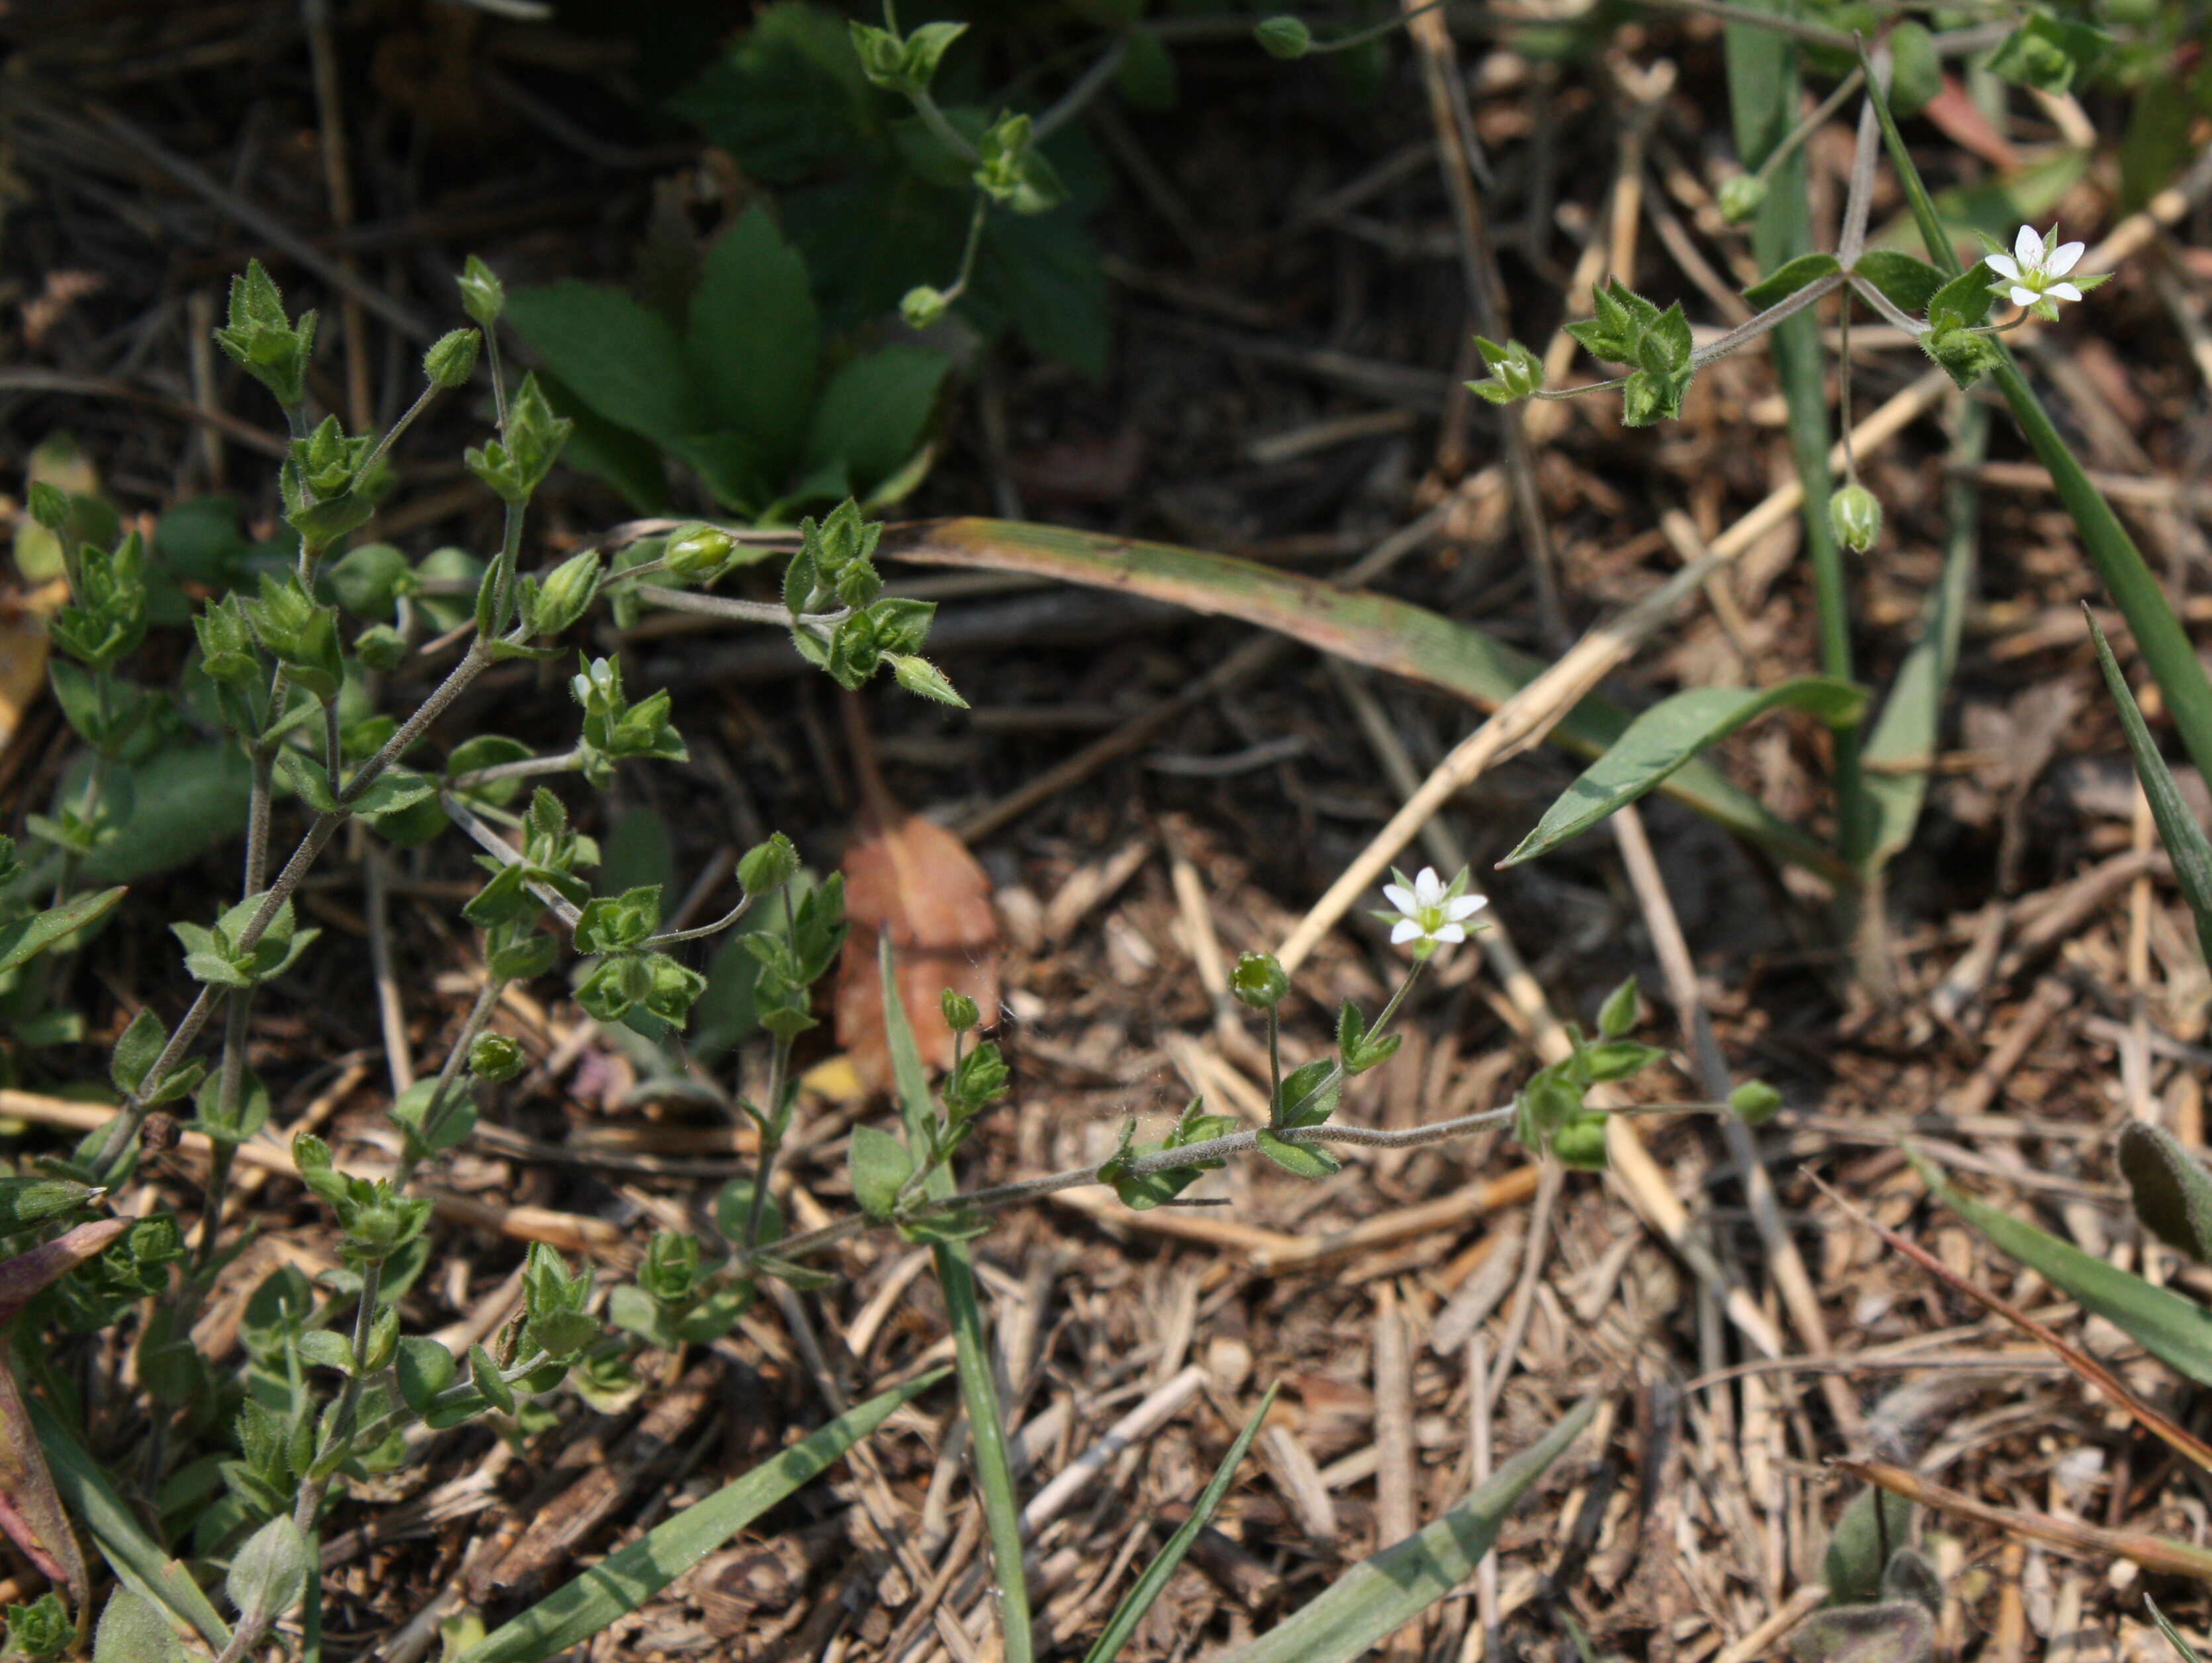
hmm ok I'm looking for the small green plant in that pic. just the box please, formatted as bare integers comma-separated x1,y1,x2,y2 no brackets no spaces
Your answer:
504,207,949,519
0,251,969,1662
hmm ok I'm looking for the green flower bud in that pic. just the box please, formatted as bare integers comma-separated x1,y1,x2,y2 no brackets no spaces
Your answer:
26,480,70,532
663,522,738,581
941,988,981,1033
423,327,481,390
1254,15,1312,58
1827,482,1883,552
469,1031,526,1082
1553,1111,1610,1170
1717,173,1767,225
1230,950,1290,1010
524,548,602,638
1729,1079,1783,1125
353,622,405,673
738,832,800,896
457,255,505,328
195,594,261,685
901,285,951,330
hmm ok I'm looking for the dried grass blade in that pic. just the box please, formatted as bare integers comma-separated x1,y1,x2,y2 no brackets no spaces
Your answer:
1811,1170,2212,1473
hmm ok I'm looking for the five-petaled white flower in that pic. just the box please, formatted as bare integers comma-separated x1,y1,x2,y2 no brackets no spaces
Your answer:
1378,866,1488,957
1986,224,2086,310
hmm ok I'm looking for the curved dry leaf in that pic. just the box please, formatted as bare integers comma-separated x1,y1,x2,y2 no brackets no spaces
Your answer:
834,813,998,1093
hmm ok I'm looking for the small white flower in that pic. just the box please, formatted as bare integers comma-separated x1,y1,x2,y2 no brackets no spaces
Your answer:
1986,224,2086,310
1376,865,1488,956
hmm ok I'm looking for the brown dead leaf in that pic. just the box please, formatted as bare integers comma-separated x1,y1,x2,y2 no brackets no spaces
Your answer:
834,813,999,1094
0,580,65,751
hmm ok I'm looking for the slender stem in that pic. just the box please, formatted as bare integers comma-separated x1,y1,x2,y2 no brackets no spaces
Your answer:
323,699,344,799
744,1035,793,1252
349,374,443,493
910,89,979,163
1030,36,1126,140
934,193,991,309
483,329,509,434
1304,0,1451,55
448,747,583,790
768,1101,1526,1264
643,892,754,950
442,794,583,927
1753,68,1864,189
744,884,800,1251
1264,1006,1283,1129
1636,0,1855,48
632,583,849,633
402,976,506,1186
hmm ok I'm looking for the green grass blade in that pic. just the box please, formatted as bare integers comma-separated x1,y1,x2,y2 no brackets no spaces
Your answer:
878,931,1032,1663
2148,1595,2205,1661
26,1396,233,1651
1860,46,1960,277
1862,399,1983,871
885,519,1849,882
2087,609,2212,969
1082,1383,1280,1663
1214,1398,1596,1663
1502,677,1865,867
1999,361,2212,788
457,1367,947,1663
1908,1147,2212,1387
1862,56,2212,796
0,887,127,975
1727,11,1863,862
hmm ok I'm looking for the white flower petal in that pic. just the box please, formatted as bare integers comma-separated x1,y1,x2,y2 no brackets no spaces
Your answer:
2009,285,2038,307
1445,894,1486,922
1431,923,1466,943
1412,868,1446,906
2048,281,2081,303
2015,224,2043,265
1390,920,1423,944
1986,254,2021,281
2047,240,2084,277
1382,884,1416,915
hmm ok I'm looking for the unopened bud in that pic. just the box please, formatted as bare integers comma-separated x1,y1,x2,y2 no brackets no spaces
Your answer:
1254,15,1312,58
1718,173,1767,225
941,989,981,1033
1230,951,1290,1010
738,832,800,896
663,522,738,581
1827,482,1883,552
423,327,481,390
901,285,951,330
469,1031,526,1082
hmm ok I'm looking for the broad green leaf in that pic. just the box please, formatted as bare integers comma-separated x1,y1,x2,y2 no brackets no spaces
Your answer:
0,886,126,974
1253,1131,1341,1179
503,281,705,447
1743,252,1841,310
1502,678,1866,866
93,1590,183,1663
1909,1147,2212,1386
1083,1383,1280,1663
0,1176,99,1232
457,1369,946,1663
2118,1123,2212,1266
848,1123,914,1220
1821,1486,1915,1605
883,520,1850,882
879,932,1032,1662
78,745,252,884
803,347,947,493
1851,249,1947,315
1214,1398,1596,1663
2086,610,2212,971
28,1398,233,1650
534,373,668,513
689,207,820,479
